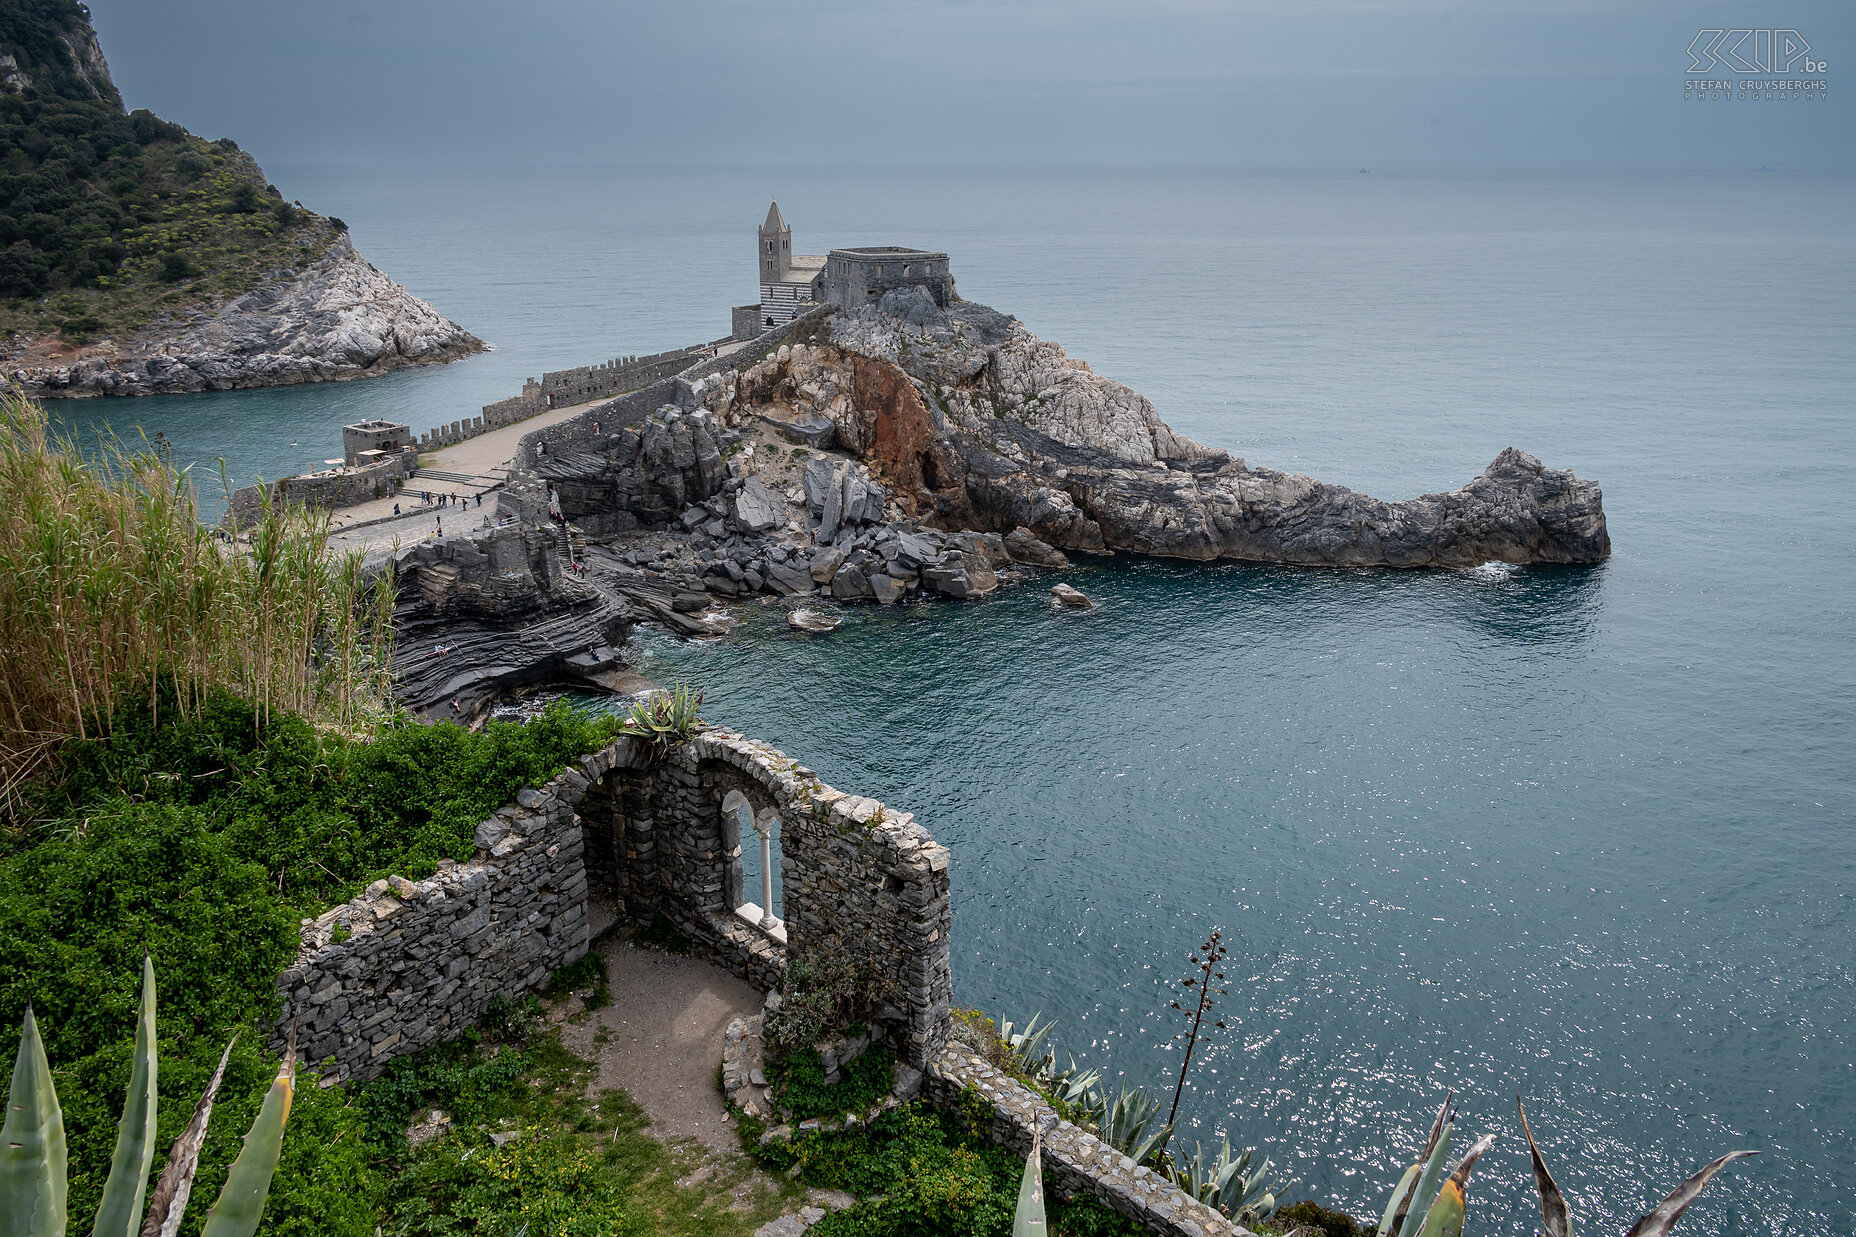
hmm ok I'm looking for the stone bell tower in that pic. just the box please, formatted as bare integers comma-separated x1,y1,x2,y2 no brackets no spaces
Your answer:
759,200,791,284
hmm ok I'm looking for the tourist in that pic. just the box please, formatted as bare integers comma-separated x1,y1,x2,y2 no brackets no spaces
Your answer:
393,503,400,516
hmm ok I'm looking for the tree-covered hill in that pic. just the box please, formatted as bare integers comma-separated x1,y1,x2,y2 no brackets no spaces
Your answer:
0,0,344,348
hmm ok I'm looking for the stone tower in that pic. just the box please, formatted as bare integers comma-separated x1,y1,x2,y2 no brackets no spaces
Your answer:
758,201,791,284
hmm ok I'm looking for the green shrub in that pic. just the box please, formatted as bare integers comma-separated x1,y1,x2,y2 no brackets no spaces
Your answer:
774,1101,1143,1237
1263,1199,1368,1237
764,943,899,1059
0,691,626,1236
769,1044,893,1121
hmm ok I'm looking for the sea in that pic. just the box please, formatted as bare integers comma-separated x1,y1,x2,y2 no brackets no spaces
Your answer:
49,168,1856,1236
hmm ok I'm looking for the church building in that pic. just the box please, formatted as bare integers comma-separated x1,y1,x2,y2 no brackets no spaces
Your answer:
732,201,955,338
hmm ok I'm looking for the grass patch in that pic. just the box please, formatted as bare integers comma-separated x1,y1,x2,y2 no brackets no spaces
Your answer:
546,950,612,1011
371,1021,796,1237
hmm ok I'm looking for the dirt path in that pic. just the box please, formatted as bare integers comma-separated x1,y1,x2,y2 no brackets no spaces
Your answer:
559,931,765,1154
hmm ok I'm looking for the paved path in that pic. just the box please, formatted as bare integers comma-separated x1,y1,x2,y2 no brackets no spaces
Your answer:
558,932,764,1153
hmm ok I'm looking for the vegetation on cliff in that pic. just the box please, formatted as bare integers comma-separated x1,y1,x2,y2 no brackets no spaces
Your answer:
0,390,391,808
0,0,343,348
0,388,635,1235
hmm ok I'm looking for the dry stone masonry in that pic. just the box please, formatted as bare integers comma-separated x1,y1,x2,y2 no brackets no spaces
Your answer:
925,1045,1257,1237
274,724,954,1080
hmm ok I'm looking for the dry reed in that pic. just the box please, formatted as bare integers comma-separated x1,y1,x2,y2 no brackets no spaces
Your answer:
0,386,396,818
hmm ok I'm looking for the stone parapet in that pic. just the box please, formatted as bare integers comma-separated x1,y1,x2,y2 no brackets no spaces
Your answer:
924,1046,1254,1237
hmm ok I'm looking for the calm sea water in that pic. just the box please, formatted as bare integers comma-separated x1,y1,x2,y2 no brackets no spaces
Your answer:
54,169,1856,1235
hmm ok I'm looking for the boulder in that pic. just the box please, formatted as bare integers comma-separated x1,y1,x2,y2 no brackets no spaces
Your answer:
829,567,873,600
818,470,844,540
787,609,841,634
809,546,845,584
732,476,781,532
764,562,815,596
1050,583,1092,608
1004,527,1071,569
870,574,905,605
762,414,837,449
801,457,837,514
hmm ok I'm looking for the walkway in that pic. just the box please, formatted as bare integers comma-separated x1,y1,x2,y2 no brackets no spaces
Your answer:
557,931,765,1153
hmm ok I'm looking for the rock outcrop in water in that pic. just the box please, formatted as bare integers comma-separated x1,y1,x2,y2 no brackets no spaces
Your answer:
803,288,1610,567
7,234,483,398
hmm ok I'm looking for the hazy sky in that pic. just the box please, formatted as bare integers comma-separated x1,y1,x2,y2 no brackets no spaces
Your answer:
84,0,1852,172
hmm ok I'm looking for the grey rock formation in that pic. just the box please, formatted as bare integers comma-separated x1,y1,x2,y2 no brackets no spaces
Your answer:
733,476,781,532
389,515,631,719
817,297,1609,568
9,235,482,399
1004,527,1072,569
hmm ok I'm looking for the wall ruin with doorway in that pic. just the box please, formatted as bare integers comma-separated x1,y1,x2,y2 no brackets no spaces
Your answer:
578,727,954,1066
273,726,953,1081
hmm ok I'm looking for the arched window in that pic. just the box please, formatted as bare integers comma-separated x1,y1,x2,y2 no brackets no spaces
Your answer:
722,790,783,933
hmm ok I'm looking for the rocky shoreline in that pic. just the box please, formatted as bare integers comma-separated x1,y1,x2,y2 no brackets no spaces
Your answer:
6,234,483,399
380,293,1609,714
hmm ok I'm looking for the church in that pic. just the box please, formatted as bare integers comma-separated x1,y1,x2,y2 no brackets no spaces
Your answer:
732,201,955,338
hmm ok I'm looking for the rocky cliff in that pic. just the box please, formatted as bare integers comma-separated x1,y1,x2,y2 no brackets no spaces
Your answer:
0,0,482,396
747,290,1610,568
8,234,483,398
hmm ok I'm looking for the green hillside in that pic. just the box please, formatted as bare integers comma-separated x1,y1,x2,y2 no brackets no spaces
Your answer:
0,0,341,348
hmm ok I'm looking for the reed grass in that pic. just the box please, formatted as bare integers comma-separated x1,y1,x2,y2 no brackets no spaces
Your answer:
0,386,396,822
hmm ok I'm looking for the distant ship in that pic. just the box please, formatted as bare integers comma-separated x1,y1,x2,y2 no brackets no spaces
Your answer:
1359,167,1370,174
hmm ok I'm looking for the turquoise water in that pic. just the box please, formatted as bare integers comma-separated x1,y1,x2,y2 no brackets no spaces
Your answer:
54,170,1856,1234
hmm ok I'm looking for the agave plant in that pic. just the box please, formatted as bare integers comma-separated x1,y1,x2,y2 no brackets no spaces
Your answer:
1518,1098,1757,1237
1374,1092,1497,1237
997,1014,1101,1103
1082,1083,1174,1168
0,959,295,1237
1171,1135,1286,1224
617,684,703,748
1012,1124,1048,1237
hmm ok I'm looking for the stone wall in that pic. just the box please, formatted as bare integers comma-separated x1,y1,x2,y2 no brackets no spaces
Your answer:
507,306,836,474
273,724,953,1080
925,1045,1254,1237
823,248,954,311
224,448,413,524
272,764,593,1083
578,728,955,1067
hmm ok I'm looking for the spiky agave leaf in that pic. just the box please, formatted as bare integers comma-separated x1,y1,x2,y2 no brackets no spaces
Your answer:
1,1008,67,1237
1414,1133,1496,1237
1622,1151,1759,1237
1517,1098,1573,1237
1377,1164,1423,1237
196,1027,294,1237
1389,1094,1457,1237
139,1035,237,1237
1012,1127,1047,1237
91,958,158,1237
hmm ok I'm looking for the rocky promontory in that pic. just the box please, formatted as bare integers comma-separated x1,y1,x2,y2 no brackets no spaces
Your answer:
378,295,1607,706
6,234,483,398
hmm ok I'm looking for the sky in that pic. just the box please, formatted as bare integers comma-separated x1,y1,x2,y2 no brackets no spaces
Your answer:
82,0,1853,172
